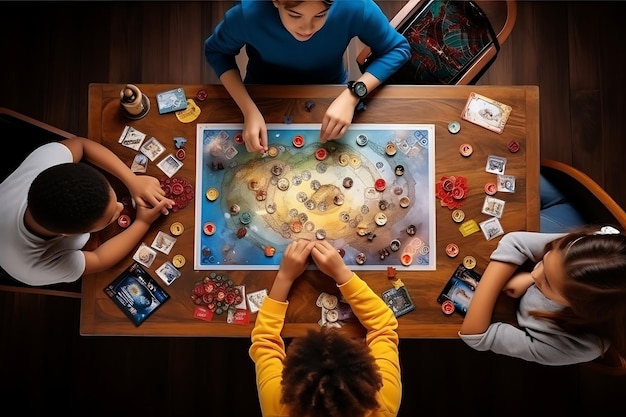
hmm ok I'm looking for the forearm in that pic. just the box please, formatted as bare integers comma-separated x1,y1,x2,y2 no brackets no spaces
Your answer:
220,69,259,117
78,137,137,187
82,220,151,274
268,271,296,302
459,261,519,335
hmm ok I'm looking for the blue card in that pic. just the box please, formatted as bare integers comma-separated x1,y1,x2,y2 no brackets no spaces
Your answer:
156,87,188,114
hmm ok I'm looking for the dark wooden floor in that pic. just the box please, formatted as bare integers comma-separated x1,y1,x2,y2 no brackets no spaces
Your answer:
1,1,625,416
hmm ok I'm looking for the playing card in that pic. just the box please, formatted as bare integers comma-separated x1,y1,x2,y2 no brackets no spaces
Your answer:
381,286,415,317
156,87,188,114
157,154,183,178
461,92,512,134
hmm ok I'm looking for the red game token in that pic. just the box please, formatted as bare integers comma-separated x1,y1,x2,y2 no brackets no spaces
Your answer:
203,222,216,236
315,147,328,160
176,148,186,160
196,89,208,102
292,135,305,148
485,182,497,195
441,300,455,315
508,139,520,153
117,214,131,228
375,178,386,192
234,133,244,144
171,182,184,195
445,243,459,258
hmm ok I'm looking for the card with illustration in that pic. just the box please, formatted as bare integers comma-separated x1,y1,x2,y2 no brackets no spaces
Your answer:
461,92,512,134
157,154,183,178
132,242,157,268
437,264,482,316
155,261,181,286
156,87,188,114
140,136,166,161
118,126,146,150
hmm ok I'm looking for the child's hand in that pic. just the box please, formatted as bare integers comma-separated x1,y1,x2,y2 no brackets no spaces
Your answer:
276,239,315,283
311,241,353,285
242,109,268,153
127,175,174,215
502,272,534,298
320,91,357,143
134,199,172,226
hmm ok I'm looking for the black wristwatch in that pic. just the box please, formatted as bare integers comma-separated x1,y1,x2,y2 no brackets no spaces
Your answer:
347,80,367,99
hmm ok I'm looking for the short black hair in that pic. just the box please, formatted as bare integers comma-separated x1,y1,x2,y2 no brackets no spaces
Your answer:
28,163,112,234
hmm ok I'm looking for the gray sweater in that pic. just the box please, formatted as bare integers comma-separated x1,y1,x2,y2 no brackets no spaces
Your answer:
459,232,608,365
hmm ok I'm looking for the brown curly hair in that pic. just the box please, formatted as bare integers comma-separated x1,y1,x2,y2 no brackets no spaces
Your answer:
280,327,383,417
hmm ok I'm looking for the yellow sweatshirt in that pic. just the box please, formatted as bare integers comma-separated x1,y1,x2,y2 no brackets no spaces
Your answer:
249,273,402,416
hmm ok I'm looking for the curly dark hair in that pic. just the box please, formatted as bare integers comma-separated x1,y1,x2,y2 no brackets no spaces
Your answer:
28,162,112,234
281,327,383,417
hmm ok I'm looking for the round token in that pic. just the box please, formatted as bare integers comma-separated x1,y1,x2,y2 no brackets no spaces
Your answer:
234,133,244,144
463,255,477,269
203,222,216,236
356,134,368,146
385,142,397,156
172,182,184,196
321,294,338,310
326,309,339,323
172,254,186,268
240,212,252,225
206,187,219,201
452,209,465,223
315,229,326,240
176,148,186,160
267,146,279,157
448,121,461,134
292,135,305,148
399,196,410,208
459,143,473,157
375,212,388,226
337,153,350,166
342,177,353,189
170,222,184,236
395,165,405,176
374,178,386,192
315,148,328,161
441,300,455,315
117,214,131,228
445,243,459,258
400,252,413,266
196,89,208,101
484,182,497,195
277,178,290,191
355,253,367,265
508,139,520,153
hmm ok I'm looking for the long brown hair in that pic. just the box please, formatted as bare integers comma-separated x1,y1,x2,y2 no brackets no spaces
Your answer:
534,226,626,372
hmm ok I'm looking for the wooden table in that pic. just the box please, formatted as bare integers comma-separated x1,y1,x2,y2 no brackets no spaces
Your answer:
81,83,539,337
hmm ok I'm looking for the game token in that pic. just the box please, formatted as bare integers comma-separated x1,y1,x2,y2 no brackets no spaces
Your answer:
385,142,397,156
395,165,405,176
484,182,497,195
172,254,186,268
196,89,208,101
171,182,184,195
170,222,184,236
292,135,305,148
240,212,252,224
230,204,240,215
448,120,461,134
441,300,455,315
375,178,386,192
390,239,401,252
337,153,349,166
315,229,326,240
117,214,131,228
508,139,520,153
173,137,187,148
400,253,413,266
203,222,216,236
321,294,338,310
264,246,276,257
450,210,465,224
459,143,473,157
355,253,367,265
325,309,339,323
234,133,244,144
399,196,410,208
236,227,247,238
463,255,477,269
268,146,279,157
342,177,353,188
205,187,219,201
315,148,328,161
175,148,186,160
375,213,388,226
445,243,459,258
356,133,368,146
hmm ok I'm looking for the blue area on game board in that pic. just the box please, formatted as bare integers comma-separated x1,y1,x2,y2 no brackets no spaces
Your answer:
194,123,436,271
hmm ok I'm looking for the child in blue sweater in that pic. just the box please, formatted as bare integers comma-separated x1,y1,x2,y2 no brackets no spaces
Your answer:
205,0,410,152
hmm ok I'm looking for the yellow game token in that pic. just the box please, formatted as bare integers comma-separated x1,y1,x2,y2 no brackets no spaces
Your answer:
206,188,219,201
463,255,477,269
172,254,186,268
452,209,465,223
170,222,184,236
267,146,279,157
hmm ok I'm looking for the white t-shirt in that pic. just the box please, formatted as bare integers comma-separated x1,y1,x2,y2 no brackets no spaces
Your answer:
0,142,88,285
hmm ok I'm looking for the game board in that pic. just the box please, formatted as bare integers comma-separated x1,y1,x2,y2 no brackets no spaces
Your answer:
194,123,436,271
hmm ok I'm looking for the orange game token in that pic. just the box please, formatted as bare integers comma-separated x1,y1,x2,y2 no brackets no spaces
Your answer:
203,222,216,236
400,252,413,266
484,182,497,195
445,243,459,258
459,143,473,157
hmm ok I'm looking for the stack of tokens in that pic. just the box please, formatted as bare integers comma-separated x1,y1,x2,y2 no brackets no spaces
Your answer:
191,272,243,315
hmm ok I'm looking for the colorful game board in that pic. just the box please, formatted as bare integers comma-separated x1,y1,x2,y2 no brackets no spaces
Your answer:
194,123,436,271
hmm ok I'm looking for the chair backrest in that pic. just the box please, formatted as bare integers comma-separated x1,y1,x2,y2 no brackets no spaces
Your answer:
357,0,517,85
540,159,626,231
0,107,82,298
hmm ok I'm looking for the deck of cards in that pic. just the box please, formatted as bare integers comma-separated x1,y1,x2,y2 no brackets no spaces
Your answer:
156,87,188,114
462,92,512,134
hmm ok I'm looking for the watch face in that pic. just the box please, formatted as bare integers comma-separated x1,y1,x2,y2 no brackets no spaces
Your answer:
354,81,367,98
